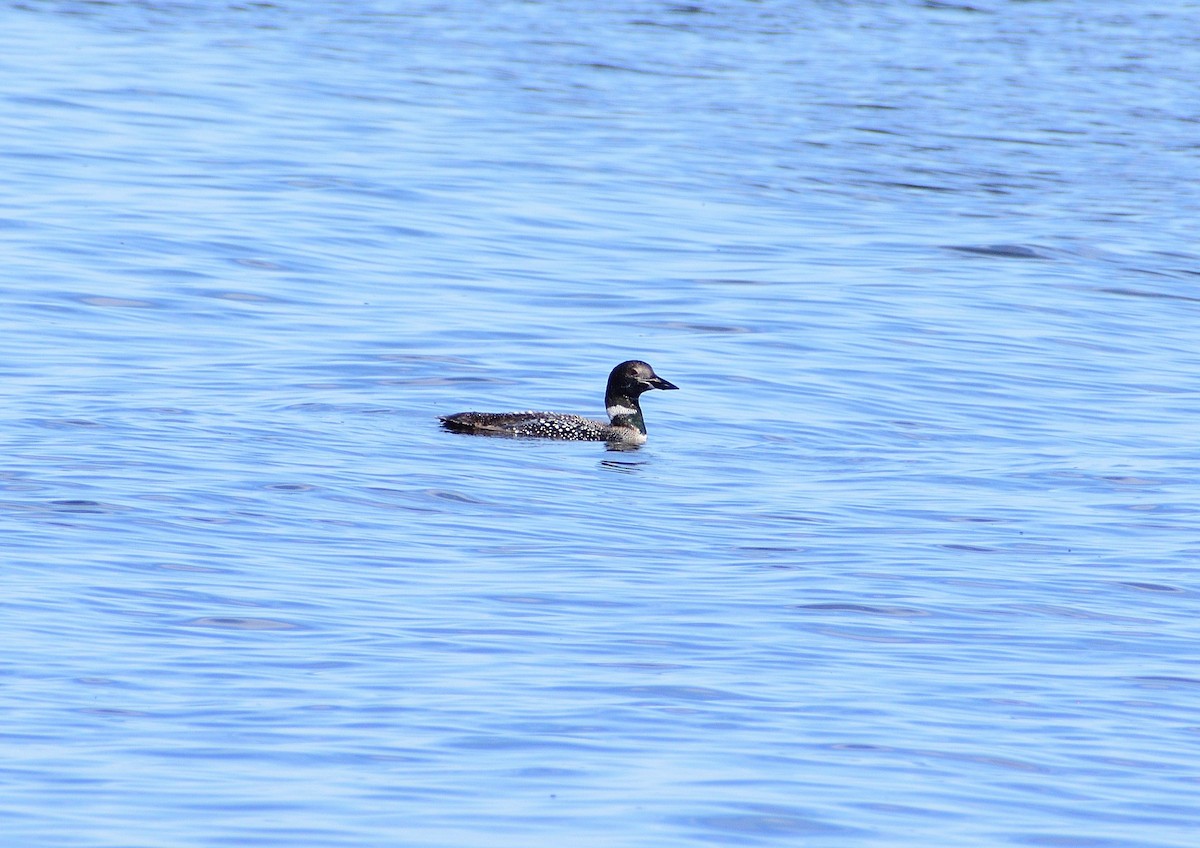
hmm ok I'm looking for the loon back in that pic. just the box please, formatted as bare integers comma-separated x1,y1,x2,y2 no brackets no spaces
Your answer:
438,411,640,443
439,360,678,444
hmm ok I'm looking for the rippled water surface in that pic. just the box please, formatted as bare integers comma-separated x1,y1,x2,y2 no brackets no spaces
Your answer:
4,2,1200,846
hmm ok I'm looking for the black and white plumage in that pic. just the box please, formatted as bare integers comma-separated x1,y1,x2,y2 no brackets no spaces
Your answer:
439,360,678,445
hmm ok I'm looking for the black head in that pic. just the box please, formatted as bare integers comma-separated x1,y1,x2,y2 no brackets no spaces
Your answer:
607,360,679,398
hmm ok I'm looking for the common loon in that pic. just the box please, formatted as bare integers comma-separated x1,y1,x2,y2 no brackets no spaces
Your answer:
439,360,678,445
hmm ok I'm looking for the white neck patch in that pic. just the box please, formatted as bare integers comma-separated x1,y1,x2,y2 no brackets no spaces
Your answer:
607,403,637,419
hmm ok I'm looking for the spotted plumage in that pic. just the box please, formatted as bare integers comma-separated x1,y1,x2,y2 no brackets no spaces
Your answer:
439,360,678,445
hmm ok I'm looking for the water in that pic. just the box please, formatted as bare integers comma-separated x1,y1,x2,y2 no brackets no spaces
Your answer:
3,1,1199,846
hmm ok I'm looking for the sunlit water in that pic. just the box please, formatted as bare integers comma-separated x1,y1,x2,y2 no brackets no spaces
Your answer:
4,2,1199,846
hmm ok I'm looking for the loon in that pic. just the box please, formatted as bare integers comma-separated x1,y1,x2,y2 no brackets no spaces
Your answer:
439,360,678,445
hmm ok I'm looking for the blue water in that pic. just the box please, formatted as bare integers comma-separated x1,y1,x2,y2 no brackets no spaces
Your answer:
4,2,1199,846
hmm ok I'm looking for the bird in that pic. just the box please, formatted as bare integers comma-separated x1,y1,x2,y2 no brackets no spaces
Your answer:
439,360,678,445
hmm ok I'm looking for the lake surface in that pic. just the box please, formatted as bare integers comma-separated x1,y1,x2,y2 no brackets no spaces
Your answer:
4,1,1199,846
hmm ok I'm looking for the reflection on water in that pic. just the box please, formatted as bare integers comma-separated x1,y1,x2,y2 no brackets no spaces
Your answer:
599,457,647,471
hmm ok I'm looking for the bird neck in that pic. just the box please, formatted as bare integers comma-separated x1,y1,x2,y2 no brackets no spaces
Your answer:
605,393,646,434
